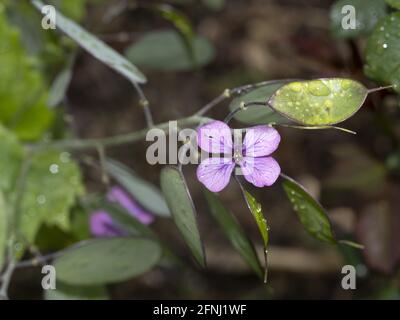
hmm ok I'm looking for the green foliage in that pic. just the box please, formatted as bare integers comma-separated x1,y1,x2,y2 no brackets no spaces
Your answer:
125,29,215,71
365,13,400,93
229,83,288,124
47,67,73,108
160,166,205,267
269,79,368,126
106,159,170,217
330,0,387,38
281,175,336,244
204,189,263,278
54,238,161,285
243,190,269,250
0,6,53,141
19,150,84,243
0,191,7,269
32,0,146,84
386,0,400,9
45,282,108,300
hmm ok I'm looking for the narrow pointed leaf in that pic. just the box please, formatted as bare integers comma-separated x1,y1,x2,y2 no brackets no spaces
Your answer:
203,189,263,278
106,159,170,217
229,83,288,124
160,166,205,267
268,78,368,125
281,174,336,244
31,0,146,84
54,238,161,285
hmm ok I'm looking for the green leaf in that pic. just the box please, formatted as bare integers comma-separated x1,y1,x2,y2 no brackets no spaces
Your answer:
364,13,400,93
54,238,161,285
202,0,225,11
269,78,368,126
204,189,262,278
229,83,288,124
0,7,53,141
243,191,269,250
281,174,336,244
330,0,387,38
0,191,7,269
0,125,24,192
31,0,146,84
45,282,108,300
18,150,84,243
105,159,170,217
386,0,400,10
160,166,205,266
47,67,73,107
125,29,215,71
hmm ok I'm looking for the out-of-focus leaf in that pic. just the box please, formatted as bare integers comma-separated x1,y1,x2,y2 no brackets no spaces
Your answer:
160,166,205,267
45,282,108,300
0,6,53,141
155,4,194,41
357,196,400,274
18,150,84,243
0,125,24,192
269,79,368,126
330,0,387,38
47,0,88,22
105,159,170,217
229,83,288,124
0,191,7,269
325,144,387,196
54,238,161,285
125,30,215,71
364,13,400,93
47,67,73,107
32,0,147,84
386,0,400,9
202,0,225,11
204,189,263,278
281,175,336,244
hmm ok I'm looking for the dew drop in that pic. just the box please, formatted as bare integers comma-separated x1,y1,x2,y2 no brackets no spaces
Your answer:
307,80,330,96
288,82,302,93
383,43,388,49
49,163,59,174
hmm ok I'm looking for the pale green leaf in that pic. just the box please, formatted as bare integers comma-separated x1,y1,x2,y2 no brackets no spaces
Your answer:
269,78,368,125
386,0,400,10
47,67,73,107
45,282,108,300
281,174,336,244
106,159,170,217
160,166,205,266
364,13,400,93
31,0,146,84
54,238,161,285
204,189,262,278
229,83,288,124
330,0,387,38
125,30,215,71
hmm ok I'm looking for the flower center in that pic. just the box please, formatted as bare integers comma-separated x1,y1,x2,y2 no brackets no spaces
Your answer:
233,148,243,164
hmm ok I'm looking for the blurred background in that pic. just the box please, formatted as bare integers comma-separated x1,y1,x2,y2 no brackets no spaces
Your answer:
1,0,400,299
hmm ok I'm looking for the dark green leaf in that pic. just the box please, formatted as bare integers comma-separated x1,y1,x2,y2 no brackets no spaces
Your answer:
54,238,161,285
106,159,170,217
281,174,336,244
125,30,215,71
330,0,387,38
32,0,146,84
269,78,368,125
204,189,262,278
229,83,288,124
364,13,400,93
160,166,205,267
45,282,108,300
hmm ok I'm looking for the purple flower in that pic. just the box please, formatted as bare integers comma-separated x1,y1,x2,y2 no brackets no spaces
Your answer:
196,121,281,192
90,186,154,237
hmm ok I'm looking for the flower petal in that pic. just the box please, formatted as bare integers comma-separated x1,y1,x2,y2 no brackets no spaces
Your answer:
240,157,281,187
197,157,235,192
89,211,124,237
107,186,154,225
197,120,233,154
243,125,281,157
